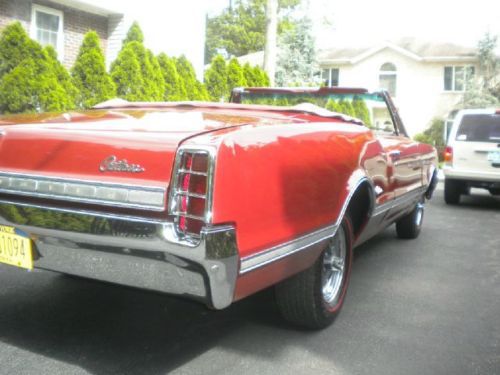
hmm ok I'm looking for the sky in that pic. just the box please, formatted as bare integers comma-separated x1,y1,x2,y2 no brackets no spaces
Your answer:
93,0,500,51
89,0,500,76
206,0,500,50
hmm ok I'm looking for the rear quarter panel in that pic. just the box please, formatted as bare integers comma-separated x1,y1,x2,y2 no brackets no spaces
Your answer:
187,122,376,258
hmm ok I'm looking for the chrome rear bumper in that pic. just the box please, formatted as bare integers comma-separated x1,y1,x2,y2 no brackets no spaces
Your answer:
0,200,238,309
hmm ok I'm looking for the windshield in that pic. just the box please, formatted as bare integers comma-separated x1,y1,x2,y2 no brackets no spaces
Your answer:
456,114,500,143
237,91,394,131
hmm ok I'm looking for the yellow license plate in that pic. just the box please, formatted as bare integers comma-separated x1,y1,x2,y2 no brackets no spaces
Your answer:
0,225,33,270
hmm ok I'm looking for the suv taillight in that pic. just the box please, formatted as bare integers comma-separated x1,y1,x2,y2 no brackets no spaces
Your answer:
169,147,214,238
444,146,453,164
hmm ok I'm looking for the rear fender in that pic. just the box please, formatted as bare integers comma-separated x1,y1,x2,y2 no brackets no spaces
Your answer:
182,124,377,301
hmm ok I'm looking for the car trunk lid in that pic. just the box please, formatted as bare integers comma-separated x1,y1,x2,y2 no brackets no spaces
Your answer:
0,108,289,212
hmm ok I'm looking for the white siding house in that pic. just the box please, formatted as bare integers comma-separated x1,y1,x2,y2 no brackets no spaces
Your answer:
318,39,478,135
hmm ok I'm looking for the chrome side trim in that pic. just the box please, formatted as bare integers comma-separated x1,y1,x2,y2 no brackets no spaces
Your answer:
0,171,166,211
0,197,168,224
240,224,338,274
240,176,372,274
372,186,427,217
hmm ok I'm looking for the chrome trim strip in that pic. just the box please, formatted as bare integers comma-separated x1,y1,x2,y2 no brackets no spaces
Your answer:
372,187,426,217
178,170,208,176
240,176,372,274
0,171,166,211
240,224,338,274
176,192,207,199
170,212,205,221
0,197,168,224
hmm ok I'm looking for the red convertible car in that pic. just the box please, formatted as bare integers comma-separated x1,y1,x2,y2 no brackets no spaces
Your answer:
0,87,437,329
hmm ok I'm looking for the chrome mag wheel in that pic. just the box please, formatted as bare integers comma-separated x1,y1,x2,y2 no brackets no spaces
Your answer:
321,225,347,306
415,201,424,227
275,215,353,329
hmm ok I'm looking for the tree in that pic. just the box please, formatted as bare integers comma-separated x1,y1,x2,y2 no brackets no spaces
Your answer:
462,80,499,108
126,41,164,101
352,96,371,125
175,55,206,100
462,32,500,107
243,63,258,87
325,98,340,112
256,65,270,86
0,22,39,79
205,0,301,63
275,16,316,86
274,97,289,106
196,81,210,101
0,22,73,113
477,31,499,93
45,46,78,107
110,44,145,101
227,58,247,94
336,99,355,117
157,53,185,101
110,23,164,102
123,21,144,44
414,118,446,161
0,54,72,114
71,31,115,108
205,55,228,101
147,49,166,101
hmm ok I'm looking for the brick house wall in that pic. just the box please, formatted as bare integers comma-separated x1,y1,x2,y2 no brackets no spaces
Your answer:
0,0,109,68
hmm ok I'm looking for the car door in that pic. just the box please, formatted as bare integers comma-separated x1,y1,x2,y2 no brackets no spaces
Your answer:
372,94,424,222
381,135,423,198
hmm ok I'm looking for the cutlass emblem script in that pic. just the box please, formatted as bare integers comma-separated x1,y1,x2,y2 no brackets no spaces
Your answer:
99,155,145,173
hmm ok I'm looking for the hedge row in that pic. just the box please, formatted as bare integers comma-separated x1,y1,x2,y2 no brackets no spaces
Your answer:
240,94,372,125
204,54,270,101
0,22,268,114
325,97,371,125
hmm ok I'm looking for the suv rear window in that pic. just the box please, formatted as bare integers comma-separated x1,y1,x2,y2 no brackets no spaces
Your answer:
456,114,500,142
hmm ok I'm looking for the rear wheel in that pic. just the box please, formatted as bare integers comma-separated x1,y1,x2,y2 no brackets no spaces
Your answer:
489,188,500,196
275,216,353,330
444,179,462,205
396,199,424,239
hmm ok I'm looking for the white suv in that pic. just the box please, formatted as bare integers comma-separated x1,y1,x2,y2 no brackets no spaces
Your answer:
443,108,500,204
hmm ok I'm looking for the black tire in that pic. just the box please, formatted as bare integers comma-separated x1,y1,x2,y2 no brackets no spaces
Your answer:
275,216,353,330
444,179,462,205
396,199,424,239
489,188,500,196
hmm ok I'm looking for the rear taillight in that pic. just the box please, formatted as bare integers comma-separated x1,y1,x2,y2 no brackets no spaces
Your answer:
169,147,214,238
444,146,453,164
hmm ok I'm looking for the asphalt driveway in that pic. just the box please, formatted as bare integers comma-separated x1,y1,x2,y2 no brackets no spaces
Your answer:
0,186,498,375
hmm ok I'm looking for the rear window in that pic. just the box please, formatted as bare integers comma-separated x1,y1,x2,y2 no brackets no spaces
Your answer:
456,114,500,143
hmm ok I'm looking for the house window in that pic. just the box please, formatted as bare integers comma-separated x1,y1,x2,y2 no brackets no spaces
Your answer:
379,62,397,97
322,68,340,87
30,4,64,59
444,66,475,91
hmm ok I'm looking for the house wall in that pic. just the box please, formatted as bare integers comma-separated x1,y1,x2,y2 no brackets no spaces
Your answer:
325,47,477,136
0,0,109,68
2,0,208,79
0,0,31,30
